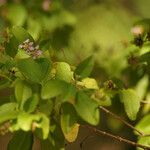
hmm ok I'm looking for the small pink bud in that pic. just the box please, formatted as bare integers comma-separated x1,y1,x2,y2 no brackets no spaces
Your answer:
131,26,144,36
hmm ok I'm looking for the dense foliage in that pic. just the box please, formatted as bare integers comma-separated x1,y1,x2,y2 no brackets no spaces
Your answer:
0,1,150,150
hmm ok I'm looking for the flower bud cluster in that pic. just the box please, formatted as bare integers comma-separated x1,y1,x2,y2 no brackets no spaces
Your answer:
18,39,42,59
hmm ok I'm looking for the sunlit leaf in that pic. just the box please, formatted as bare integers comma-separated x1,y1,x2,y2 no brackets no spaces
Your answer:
120,89,140,120
55,62,73,82
81,77,99,89
12,112,50,139
0,103,18,124
135,114,150,135
137,136,150,150
135,75,149,101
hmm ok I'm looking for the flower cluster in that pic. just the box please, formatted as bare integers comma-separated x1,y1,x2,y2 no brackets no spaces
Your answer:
18,39,42,59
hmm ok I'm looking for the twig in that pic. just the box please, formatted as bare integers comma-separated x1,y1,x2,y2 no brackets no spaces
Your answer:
141,100,150,105
82,125,150,150
99,106,149,137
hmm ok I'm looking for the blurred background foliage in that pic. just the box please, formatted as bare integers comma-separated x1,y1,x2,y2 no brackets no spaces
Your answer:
0,0,150,78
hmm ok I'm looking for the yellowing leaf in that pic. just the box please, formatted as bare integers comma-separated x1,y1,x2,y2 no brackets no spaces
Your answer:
64,123,79,143
61,103,77,134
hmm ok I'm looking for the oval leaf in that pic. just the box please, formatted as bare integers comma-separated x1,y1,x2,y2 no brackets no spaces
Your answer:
15,79,32,108
61,103,78,134
64,123,79,143
135,114,150,135
5,36,19,57
0,103,18,124
120,89,140,120
17,58,51,83
41,79,68,99
75,56,94,78
55,62,73,83
12,26,34,43
75,91,99,125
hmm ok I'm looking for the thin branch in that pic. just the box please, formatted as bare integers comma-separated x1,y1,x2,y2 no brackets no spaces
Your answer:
99,106,150,137
82,125,150,150
141,100,150,105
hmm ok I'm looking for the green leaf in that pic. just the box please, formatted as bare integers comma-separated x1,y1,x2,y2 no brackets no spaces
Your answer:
36,114,50,139
12,26,34,43
39,100,53,116
15,49,30,59
92,89,112,106
12,112,49,139
81,77,99,89
75,56,94,78
17,112,40,131
61,103,79,142
7,4,27,26
41,79,68,99
135,75,149,101
5,36,19,57
61,84,76,102
140,52,150,63
137,136,150,150
120,89,140,120
17,58,51,83
15,79,32,108
23,94,39,113
135,114,150,135
75,91,99,125
0,103,18,124
64,123,79,143
42,120,65,149
0,103,18,111
27,17,41,40
61,103,77,134
7,131,33,150
55,62,73,82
